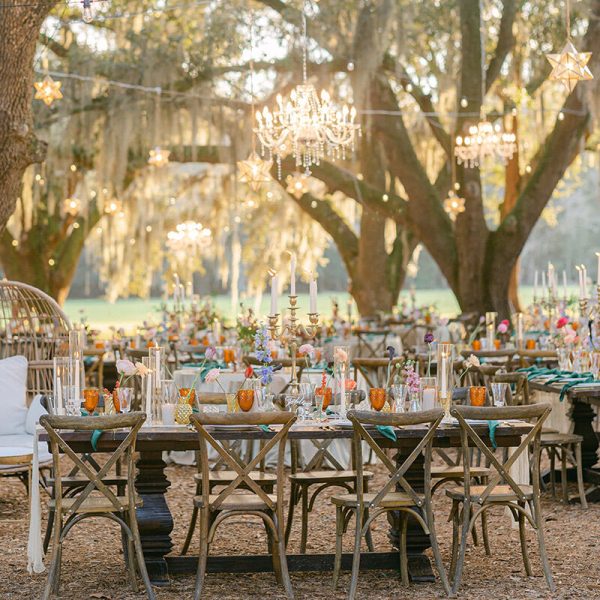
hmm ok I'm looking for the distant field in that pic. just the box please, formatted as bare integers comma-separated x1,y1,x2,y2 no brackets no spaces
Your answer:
63,286,576,332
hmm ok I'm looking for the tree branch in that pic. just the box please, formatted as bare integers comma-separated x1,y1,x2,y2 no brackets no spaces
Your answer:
485,0,520,92
291,192,359,277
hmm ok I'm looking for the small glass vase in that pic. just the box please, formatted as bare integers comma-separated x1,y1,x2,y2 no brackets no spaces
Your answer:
407,391,421,413
436,342,455,421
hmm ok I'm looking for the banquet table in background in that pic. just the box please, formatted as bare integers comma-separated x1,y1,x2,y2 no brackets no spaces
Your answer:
40,421,531,586
529,380,600,500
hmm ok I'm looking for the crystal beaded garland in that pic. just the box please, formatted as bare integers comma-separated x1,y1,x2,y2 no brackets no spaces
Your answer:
454,119,516,168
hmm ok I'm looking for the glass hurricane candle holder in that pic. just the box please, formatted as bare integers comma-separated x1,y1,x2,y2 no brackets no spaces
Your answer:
419,377,437,411
436,342,455,420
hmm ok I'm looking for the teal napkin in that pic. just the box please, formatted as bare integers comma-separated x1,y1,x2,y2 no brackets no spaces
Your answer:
376,425,397,441
559,376,594,401
488,420,499,449
259,424,271,433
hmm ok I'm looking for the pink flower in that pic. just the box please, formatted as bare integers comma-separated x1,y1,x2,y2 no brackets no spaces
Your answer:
298,343,315,356
556,317,569,329
563,331,578,345
205,368,220,383
135,362,150,376
497,320,509,334
334,347,348,363
116,359,136,376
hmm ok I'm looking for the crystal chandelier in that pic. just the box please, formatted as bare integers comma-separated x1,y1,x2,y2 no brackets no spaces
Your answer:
166,221,212,259
254,6,360,175
454,120,517,168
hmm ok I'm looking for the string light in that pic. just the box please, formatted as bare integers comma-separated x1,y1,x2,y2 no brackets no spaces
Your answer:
285,172,309,199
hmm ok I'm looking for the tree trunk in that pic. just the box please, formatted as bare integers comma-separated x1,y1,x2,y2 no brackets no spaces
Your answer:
0,213,97,304
0,2,58,232
350,209,395,316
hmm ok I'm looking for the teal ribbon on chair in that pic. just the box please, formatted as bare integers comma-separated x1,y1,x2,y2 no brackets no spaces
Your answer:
488,420,499,450
91,429,103,451
376,425,397,441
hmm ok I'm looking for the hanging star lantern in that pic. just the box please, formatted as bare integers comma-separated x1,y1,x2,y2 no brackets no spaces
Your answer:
34,75,63,106
443,191,466,221
285,172,309,199
237,151,272,192
546,40,593,92
148,146,170,167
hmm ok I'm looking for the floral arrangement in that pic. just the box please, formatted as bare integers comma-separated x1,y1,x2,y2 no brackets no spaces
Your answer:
236,305,260,351
298,343,316,366
554,317,580,348
402,360,420,397
254,325,275,385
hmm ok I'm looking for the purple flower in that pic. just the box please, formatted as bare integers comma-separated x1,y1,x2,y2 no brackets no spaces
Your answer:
204,346,217,361
424,332,434,345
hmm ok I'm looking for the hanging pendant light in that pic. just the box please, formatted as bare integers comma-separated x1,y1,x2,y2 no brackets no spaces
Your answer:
545,0,593,92
238,10,272,191
254,2,360,176
34,75,63,107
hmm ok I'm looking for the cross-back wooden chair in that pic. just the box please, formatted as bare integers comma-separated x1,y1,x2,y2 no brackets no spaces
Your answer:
284,434,374,554
39,413,155,600
180,399,277,556
353,329,391,358
351,357,402,389
332,408,450,599
447,403,554,595
189,411,296,600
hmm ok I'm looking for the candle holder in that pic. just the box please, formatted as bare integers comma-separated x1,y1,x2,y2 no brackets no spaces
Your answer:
579,297,592,348
268,295,320,396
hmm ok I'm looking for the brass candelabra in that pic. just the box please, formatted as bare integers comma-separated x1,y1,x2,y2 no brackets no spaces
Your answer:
267,295,319,395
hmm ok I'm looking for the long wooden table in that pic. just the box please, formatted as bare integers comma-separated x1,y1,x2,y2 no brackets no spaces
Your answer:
41,421,530,586
530,380,600,500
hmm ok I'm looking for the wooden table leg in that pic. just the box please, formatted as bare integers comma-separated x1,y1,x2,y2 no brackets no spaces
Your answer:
387,446,435,582
135,450,173,586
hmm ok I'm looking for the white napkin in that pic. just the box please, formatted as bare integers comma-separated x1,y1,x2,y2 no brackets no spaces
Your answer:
27,427,45,574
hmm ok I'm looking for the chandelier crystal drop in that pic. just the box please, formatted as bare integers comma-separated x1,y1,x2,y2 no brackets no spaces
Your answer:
253,8,360,175
454,119,517,168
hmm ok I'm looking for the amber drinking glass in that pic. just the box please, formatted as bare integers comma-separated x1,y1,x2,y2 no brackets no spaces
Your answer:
83,388,99,415
469,386,487,407
237,389,255,412
369,388,386,411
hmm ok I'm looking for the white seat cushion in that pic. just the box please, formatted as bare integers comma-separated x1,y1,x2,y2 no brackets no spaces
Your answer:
0,433,51,466
0,355,28,435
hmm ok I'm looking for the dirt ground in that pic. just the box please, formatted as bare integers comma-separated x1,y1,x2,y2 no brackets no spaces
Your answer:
1,462,598,600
